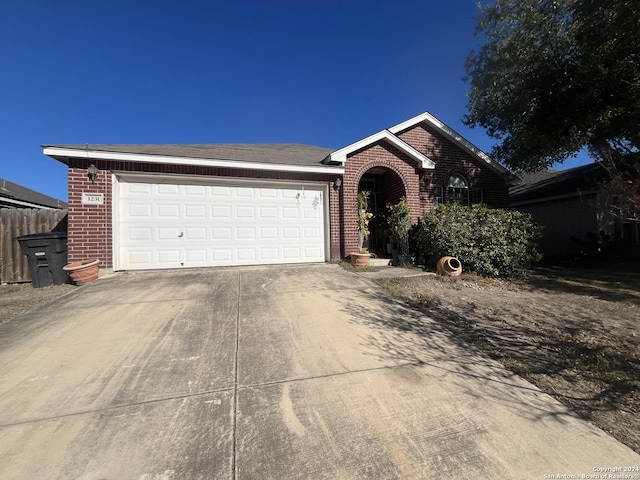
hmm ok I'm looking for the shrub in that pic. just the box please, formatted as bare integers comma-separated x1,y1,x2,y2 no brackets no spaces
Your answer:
387,197,411,255
418,203,543,277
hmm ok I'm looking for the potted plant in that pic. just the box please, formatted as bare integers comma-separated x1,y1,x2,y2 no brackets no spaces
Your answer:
350,190,374,267
388,197,412,266
63,259,100,285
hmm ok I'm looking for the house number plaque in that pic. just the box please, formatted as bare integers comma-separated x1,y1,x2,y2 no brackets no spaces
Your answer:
82,193,104,205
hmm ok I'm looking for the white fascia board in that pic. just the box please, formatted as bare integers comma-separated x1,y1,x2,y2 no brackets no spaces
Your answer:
42,147,344,175
0,197,57,210
389,112,511,177
328,130,435,169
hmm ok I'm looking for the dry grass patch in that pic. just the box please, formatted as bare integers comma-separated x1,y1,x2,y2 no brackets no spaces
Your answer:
374,268,640,453
0,283,75,324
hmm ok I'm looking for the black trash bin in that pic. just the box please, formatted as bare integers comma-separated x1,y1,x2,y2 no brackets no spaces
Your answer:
17,231,68,288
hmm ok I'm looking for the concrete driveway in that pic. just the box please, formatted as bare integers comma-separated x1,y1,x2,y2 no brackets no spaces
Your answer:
0,264,638,479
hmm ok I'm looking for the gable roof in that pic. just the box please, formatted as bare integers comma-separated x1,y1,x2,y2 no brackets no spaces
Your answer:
324,111,512,180
0,178,67,209
325,129,435,169
43,144,343,175
509,162,606,206
390,112,512,179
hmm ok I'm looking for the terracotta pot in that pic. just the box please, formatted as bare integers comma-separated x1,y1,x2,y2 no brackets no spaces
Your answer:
436,256,462,276
63,259,100,285
350,252,371,267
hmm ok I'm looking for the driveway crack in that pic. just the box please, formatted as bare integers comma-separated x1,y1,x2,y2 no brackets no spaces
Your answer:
231,269,241,480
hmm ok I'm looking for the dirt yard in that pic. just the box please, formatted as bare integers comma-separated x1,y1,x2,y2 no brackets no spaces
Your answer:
0,282,75,325
374,267,640,453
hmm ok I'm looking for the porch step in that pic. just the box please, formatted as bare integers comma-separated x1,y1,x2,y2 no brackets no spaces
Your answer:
368,257,392,267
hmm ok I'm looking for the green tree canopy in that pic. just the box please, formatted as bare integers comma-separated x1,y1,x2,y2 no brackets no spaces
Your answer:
465,0,640,172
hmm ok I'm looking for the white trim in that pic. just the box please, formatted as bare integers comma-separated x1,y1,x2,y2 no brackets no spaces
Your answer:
112,171,330,189
389,112,511,178
43,147,344,175
111,173,117,271
327,130,435,169
0,197,59,210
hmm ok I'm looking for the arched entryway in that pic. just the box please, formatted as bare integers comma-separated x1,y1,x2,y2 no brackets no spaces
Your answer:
357,166,407,256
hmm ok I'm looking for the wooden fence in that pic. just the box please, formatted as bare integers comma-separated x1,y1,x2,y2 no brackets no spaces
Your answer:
0,209,68,283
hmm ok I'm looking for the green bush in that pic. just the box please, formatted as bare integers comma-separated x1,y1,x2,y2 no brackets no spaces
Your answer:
418,203,543,277
387,197,411,255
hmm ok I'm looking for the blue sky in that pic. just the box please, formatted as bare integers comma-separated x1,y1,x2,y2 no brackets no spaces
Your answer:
1,0,588,202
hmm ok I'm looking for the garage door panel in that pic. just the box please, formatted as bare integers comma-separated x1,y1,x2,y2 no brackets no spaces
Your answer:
128,204,152,217
260,227,278,239
157,204,180,218
184,205,206,218
185,185,206,196
128,183,153,195
282,227,300,239
304,227,321,239
235,206,255,219
212,227,232,240
211,186,231,196
157,184,179,195
258,189,277,199
235,188,256,198
237,227,256,240
185,227,207,240
237,249,257,261
282,208,299,219
259,206,277,218
212,249,232,261
128,250,153,266
185,249,207,263
157,250,181,265
126,227,152,241
211,205,231,219
117,180,326,270
261,248,279,259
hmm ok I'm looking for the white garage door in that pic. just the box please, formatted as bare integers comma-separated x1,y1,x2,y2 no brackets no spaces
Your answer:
115,178,327,270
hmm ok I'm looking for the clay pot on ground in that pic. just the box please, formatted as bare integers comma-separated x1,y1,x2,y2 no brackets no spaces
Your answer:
350,252,371,267
436,256,462,276
63,259,100,285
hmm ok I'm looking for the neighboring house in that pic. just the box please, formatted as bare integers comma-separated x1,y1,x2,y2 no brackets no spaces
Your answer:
43,112,512,271
0,178,67,210
510,162,639,258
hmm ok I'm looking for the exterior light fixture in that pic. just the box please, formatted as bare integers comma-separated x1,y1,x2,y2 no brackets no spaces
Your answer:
333,177,342,190
87,164,98,182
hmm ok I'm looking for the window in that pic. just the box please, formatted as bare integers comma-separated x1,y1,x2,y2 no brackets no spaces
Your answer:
471,188,484,205
434,186,444,208
448,174,469,205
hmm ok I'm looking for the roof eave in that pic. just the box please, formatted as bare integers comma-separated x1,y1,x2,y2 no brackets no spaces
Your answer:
0,196,60,209
389,112,512,180
510,189,597,207
43,147,345,175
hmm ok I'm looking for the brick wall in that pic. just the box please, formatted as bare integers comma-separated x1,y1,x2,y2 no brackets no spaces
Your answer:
328,180,343,260
398,123,510,209
68,167,112,267
342,141,421,255
339,124,510,258
67,159,340,267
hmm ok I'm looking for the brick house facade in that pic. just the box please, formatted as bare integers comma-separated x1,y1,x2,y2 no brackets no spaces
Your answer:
44,112,511,271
